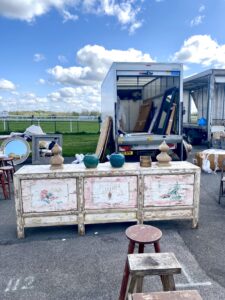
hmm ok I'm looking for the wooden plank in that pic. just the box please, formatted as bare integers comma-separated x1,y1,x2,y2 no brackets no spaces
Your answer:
166,103,176,135
132,290,202,300
128,253,181,276
133,101,152,132
84,212,137,223
95,116,112,161
24,215,78,227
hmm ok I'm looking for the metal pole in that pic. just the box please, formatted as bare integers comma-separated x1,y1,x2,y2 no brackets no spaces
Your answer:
70,120,73,132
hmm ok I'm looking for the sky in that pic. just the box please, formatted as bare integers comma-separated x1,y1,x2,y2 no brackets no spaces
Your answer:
0,0,225,113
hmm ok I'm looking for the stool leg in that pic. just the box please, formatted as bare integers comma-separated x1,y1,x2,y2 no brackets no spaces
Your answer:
5,170,11,199
119,241,135,300
127,275,138,297
154,241,161,253
138,243,144,253
161,274,176,291
136,243,145,292
0,173,8,199
136,276,144,293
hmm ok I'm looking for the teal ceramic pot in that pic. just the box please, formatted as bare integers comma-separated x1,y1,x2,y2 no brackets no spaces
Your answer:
83,154,99,168
109,153,125,168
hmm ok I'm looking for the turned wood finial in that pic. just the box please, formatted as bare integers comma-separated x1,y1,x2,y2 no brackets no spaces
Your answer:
156,140,171,167
50,143,64,169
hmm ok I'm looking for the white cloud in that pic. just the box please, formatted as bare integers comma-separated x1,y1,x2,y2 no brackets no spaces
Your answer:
0,91,50,111
0,0,143,32
38,78,46,84
173,35,225,68
199,5,205,12
47,85,100,112
62,10,78,23
48,44,153,85
0,78,16,90
58,55,68,64
0,0,78,22
183,64,189,71
190,15,204,27
34,53,45,62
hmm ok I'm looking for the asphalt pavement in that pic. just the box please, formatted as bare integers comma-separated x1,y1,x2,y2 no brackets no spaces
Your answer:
0,148,225,300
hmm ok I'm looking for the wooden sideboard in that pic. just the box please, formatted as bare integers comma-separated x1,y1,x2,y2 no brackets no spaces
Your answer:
14,162,200,238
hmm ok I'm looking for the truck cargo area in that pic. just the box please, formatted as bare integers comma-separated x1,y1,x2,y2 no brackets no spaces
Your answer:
101,63,185,160
183,69,225,145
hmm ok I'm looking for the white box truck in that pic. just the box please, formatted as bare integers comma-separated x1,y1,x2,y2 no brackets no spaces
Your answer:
183,69,225,145
101,62,186,160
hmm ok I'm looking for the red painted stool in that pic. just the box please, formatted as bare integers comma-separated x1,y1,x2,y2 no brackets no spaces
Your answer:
0,170,9,199
0,166,14,199
119,224,162,300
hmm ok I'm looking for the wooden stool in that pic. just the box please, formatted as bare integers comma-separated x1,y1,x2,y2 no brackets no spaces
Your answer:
0,166,14,198
119,225,162,300
2,157,16,173
0,170,9,199
130,290,202,300
127,253,182,299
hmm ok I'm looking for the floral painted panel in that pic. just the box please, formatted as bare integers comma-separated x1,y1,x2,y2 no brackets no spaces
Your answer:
22,178,77,212
144,174,194,206
84,176,138,209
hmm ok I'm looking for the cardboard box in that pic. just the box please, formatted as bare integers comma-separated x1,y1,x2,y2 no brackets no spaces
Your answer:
195,149,225,171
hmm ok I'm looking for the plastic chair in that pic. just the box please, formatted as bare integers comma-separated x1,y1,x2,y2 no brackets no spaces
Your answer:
219,159,225,204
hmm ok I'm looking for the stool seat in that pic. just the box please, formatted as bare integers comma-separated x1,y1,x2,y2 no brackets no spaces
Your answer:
126,225,162,244
0,166,13,170
131,290,202,300
128,253,181,276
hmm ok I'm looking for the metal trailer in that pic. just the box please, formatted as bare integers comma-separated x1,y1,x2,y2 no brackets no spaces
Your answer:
183,69,225,144
101,62,185,160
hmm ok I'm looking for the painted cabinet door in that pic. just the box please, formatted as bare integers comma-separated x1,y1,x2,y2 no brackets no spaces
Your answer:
84,176,138,209
21,178,77,213
144,174,194,206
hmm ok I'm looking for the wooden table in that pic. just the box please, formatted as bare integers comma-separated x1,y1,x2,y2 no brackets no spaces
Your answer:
14,161,200,238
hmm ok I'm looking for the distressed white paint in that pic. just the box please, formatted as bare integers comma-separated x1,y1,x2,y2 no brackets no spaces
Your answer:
144,174,194,206
14,161,200,237
84,176,137,209
22,178,77,213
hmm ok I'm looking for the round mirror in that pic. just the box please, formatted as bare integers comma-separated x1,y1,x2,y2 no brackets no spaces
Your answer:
1,136,30,165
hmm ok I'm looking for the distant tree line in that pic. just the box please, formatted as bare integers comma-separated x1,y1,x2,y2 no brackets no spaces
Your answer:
9,110,100,117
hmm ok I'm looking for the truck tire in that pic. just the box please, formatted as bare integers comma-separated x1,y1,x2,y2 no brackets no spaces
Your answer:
187,130,201,145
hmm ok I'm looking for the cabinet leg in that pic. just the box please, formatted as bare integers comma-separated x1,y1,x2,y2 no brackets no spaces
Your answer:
192,218,198,229
78,224,85,236
17,227,25,239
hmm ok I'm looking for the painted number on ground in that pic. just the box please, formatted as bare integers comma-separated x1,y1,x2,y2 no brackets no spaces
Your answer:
5,276,35,293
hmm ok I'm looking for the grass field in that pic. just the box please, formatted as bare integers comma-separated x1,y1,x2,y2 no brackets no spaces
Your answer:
0,120,100,157
62,134,99,156
0,120,100,134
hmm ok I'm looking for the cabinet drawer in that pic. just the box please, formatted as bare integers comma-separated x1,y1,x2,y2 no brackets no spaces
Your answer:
84,176,138,209
21,178,77,213
144,174,194,206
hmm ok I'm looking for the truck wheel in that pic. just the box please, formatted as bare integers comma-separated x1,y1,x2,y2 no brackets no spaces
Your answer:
187,130,201,145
